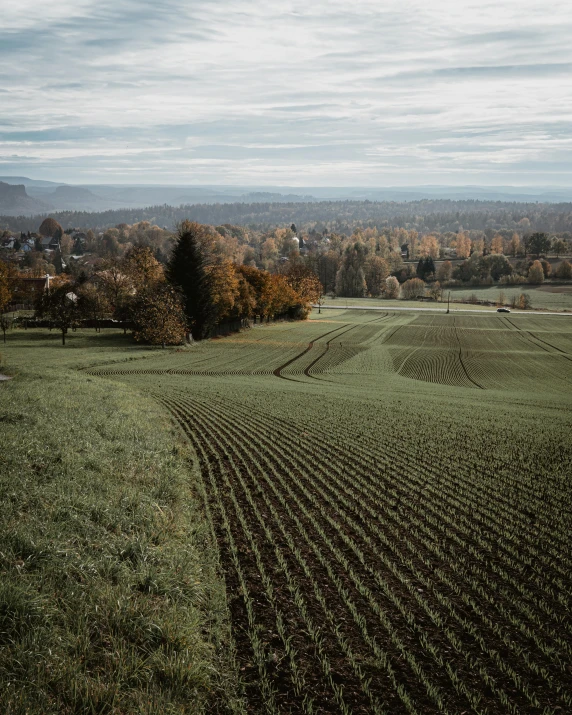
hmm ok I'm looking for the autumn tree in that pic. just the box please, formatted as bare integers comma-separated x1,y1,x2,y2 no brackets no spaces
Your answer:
60,234,74,257
528,260,544,284
555,260,572,279
38,218,63,239
401,277,425,299
455,232,471,259
123,245,164,291
0,259,19,313
206,261,240,325
263,274,306,319
261,238,279,268
364,256,389,297
407,233,418,260
508,233,522,257
280,262,323,304
436,260,453,283
472,238,485,257
132,283,187,346
385,275,400,299
96,262,134,321
427,281,442,301
491,234,504,254
419,234,440,259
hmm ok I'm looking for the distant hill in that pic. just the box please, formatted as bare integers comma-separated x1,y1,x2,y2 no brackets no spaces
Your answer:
0,176,61,187
45,185,111,210
2,176,572,210
3,197,572,235
0,182,50,215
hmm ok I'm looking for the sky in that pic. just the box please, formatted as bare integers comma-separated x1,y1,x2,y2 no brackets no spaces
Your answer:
1,0,572,186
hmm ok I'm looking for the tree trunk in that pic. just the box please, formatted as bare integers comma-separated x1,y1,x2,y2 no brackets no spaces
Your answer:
62,329,66,346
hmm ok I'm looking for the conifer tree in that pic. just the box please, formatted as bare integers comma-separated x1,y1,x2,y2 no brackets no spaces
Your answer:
166,221,214,339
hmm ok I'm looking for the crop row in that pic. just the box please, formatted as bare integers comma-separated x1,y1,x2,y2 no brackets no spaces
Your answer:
148,381,572,714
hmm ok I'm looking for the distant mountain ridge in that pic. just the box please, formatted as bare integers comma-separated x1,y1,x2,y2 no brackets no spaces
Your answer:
0,176,571,215
0,182,50,215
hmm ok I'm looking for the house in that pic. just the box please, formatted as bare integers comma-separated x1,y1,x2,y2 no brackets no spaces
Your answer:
40,235,60,251
10,275,51,308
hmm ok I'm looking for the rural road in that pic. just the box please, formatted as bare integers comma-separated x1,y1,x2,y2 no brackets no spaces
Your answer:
313,304,572,317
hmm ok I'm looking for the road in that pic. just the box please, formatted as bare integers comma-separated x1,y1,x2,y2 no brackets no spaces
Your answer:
313,304,572,317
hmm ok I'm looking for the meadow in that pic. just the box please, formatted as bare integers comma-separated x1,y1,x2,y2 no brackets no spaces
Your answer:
75,308,572,714
323,284,572,312
0,331,240,714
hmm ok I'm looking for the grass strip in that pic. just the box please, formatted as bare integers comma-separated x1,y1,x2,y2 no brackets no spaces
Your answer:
0,337,240,714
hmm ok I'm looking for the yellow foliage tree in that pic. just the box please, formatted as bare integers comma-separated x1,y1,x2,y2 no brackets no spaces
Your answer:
123,245,164,291
491,235,504,254
419,235,440,259
528,260,544,284
508,233,522,257
455,233,471,259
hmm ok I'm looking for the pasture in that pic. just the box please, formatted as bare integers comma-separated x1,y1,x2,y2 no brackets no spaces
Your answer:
80,309,572,714
324,285,572,312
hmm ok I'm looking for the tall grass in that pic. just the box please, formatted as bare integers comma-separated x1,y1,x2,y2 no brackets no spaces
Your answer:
0,330,241,714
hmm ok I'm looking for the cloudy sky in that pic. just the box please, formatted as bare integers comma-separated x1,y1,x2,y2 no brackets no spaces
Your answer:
1,0,572,186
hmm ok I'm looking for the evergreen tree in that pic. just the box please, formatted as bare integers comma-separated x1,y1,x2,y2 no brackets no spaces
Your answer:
166,221,214,339
416,256,435,280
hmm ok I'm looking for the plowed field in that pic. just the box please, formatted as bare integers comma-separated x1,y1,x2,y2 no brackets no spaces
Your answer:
88,310,572,714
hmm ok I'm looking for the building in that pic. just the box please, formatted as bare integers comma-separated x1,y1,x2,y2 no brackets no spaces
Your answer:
10,275,51,309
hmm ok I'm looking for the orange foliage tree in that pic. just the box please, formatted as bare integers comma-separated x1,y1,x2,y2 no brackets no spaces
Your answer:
0,259,19,313
132,283,187,346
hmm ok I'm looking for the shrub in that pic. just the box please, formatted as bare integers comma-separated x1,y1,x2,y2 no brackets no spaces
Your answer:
401,278,425,299
556,260,572,280
384,275,400,299
527,260,544,285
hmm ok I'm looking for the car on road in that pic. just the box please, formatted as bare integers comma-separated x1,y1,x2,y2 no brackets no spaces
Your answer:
497,307,511,313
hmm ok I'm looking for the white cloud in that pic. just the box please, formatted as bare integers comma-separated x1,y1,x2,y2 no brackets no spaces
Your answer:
1,0,572,184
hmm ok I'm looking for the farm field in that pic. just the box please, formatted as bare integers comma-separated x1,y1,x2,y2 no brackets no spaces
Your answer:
81,309,572,714
448,285,572,312
326,285,572,312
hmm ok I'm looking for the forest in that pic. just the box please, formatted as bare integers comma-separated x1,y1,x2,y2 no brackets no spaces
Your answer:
2,198,572,235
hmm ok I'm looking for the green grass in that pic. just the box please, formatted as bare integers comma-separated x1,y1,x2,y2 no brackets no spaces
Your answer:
0,330,241,714
323,283,572,311
448,283,572,311
79,310,572,713
3,315,572,712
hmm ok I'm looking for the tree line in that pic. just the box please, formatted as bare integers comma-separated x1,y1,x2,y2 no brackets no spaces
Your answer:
3,198,572,235
28,221,321,345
